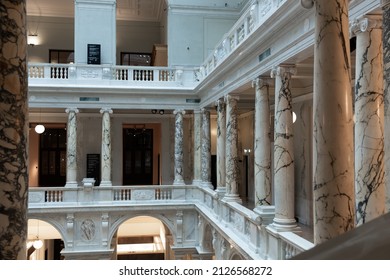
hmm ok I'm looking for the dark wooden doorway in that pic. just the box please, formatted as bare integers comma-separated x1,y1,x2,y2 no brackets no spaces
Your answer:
123,128,153,185
39,128,66,187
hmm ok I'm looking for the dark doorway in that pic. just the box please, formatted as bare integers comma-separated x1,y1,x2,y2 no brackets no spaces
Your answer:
123,128,153,185
39,128,66,187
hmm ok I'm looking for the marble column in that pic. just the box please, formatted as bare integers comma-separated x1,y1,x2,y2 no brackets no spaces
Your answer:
100,108,113,186
253,78,272,209
352,16,385,226
271,66,297,230
223,94,241,203
65,108,79,187
201,108,213,188
173,109,185,185
192,110,202,185
0,0,28,260
383,0,390,213
311,0,355,244
216,99,226,195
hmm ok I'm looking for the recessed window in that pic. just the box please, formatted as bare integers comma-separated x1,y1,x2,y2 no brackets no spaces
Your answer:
121,52,151,66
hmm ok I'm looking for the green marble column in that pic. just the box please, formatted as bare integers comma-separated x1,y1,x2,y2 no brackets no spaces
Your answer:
0,0,28,259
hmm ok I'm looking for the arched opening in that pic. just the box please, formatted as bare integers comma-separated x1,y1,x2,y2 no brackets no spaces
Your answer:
27,219,64,260
114,216,172,260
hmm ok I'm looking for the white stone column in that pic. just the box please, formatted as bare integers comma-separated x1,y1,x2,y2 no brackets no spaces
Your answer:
253,78,272,209
65,108,79,187
382,0,390,213
0,0,28,259
223,94,241,203
173,109,186,185
192,110,202,185
352,16,385,226
201,108,213,189
216,99,226,196
100,108,113,186
309,0,355,244
271,66,297,230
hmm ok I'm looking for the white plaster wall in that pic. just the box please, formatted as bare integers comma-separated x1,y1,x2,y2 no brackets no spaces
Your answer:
167,11,237,66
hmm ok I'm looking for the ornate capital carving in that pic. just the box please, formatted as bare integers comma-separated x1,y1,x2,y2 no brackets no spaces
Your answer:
270,65,296,79
65,107,79,114
224,94,240,103
252,77,271,89
350,16,382,35
100,107,113,114
301,0,314,9
382,0,390,9
173,109,186,115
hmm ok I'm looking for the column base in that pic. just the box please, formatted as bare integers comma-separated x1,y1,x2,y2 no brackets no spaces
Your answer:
192,179,202,186
222,194,242,204
99,181,112,187
253,205,275,225
272,217,301,232
201,181,213,189
215,187,226,198
173,179,185,186
65,181,78,187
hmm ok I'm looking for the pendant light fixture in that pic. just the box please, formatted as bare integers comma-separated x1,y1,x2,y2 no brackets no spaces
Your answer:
35,109,45,134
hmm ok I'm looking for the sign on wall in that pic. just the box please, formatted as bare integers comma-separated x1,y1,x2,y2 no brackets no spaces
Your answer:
87,44,101,64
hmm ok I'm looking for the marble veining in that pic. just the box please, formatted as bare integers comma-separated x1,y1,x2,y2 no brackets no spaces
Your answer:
100,108,113,186
224,95,240,201
192,110,202,184
253,78,272,207
201,108,212,188
0,0,28,259
173,109,185,185
383,2,390,213
216,99,226,191
270,66,296,228
313,0,354,244
353,16,385,226
65,108,79,187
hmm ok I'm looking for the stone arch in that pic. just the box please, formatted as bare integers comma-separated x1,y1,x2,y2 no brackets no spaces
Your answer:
229,250,244,260
27,217,67,247
108,213,176,247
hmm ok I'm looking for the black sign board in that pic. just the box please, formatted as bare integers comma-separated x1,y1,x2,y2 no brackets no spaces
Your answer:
87,44,101,65
87,154,100,185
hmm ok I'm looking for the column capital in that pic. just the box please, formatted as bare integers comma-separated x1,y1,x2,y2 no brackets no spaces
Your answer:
382,0,390,9
173,109,186,115
300,0,314,9
224,94,240,103
65,107,79,114
215,98,225,107
201,107,210,114
270,65,296,79
252,77,271,89
100,107,113,114
350,16,382,35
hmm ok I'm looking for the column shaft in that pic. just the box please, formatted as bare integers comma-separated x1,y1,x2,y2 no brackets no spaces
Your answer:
383,0,390,213
271,66,296,229
224,95,241,202
0,0,28,259
313,0,355,244
192,111,202,184
216,99,226,194
65,108,79,187
353,17,385,225
173,110,185,185
253,78,272,208
201,109,212,188
100,108,113,186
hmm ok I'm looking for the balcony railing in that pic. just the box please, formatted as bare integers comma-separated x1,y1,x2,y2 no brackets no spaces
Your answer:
199,0,287,79
28,184,314,259
28,63,201,88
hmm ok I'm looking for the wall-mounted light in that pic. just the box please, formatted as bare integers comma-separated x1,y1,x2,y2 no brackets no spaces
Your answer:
28,34,39,46
151,109,157,114
159,110,165,115
244,149,251,154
